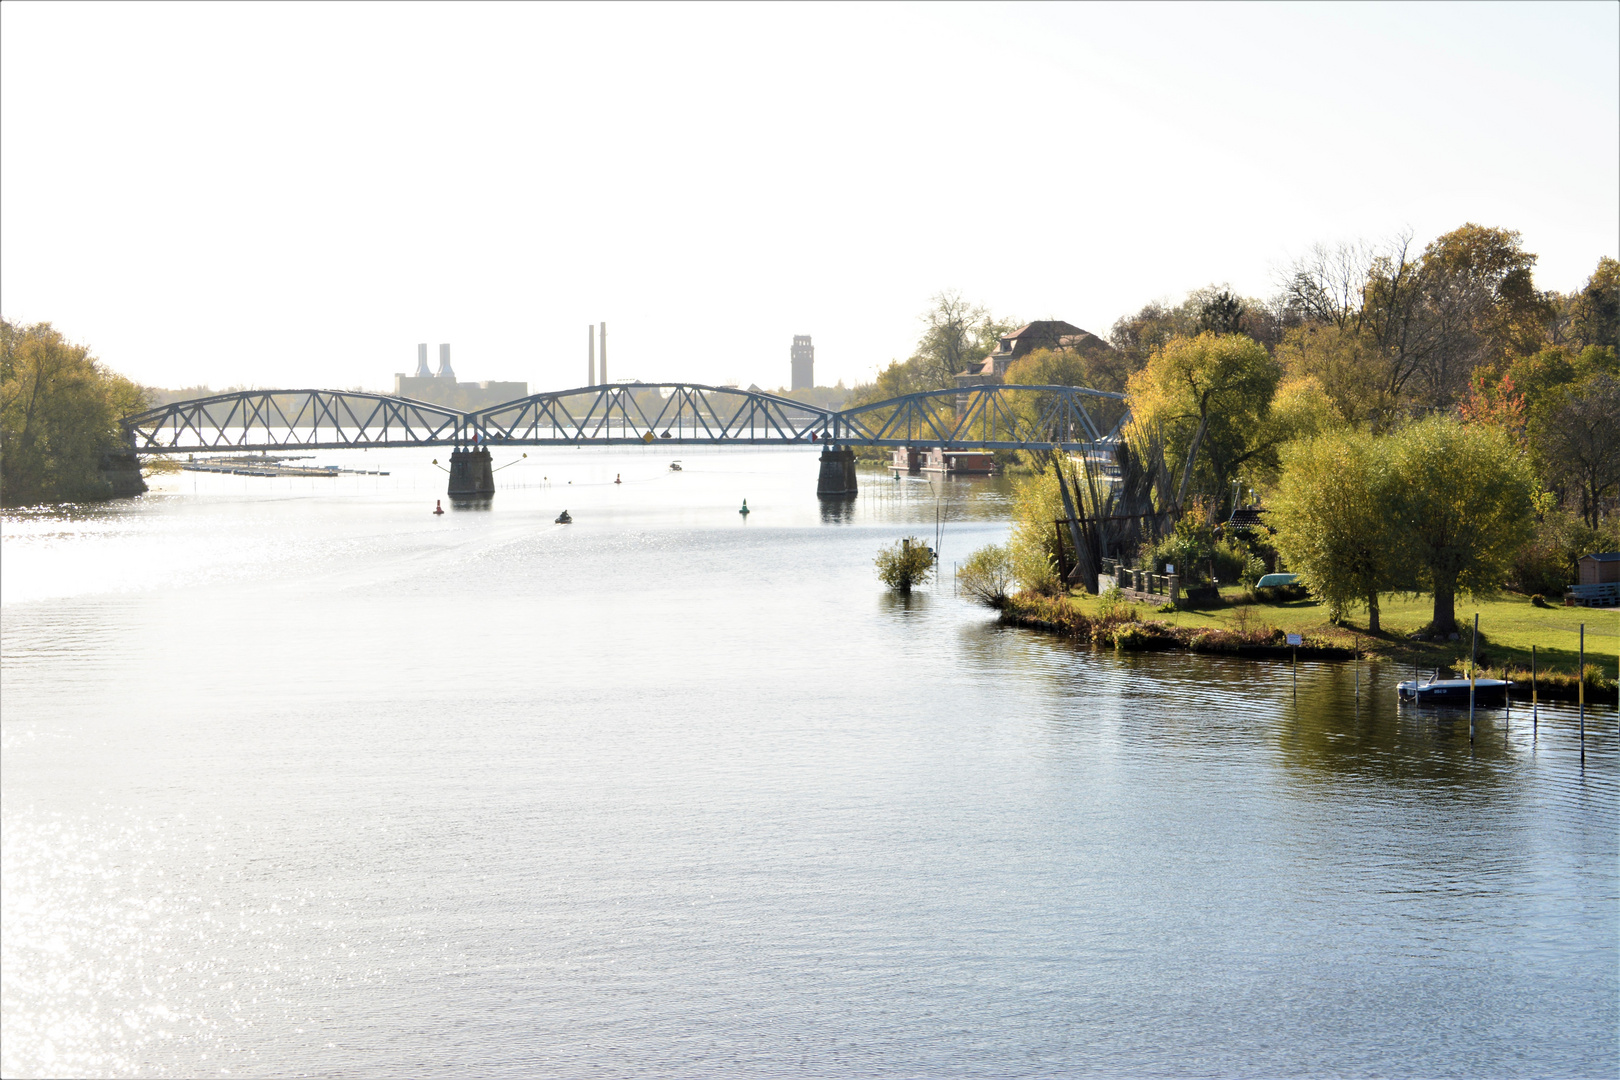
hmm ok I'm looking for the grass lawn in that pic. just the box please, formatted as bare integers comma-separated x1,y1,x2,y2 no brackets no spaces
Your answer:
1065,587,1619,682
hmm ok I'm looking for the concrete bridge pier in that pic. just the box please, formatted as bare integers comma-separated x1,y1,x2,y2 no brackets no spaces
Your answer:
448,447,495,498
816,445,858,499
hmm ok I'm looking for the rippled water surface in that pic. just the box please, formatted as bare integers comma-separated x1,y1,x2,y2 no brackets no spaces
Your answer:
3,448,1616,1078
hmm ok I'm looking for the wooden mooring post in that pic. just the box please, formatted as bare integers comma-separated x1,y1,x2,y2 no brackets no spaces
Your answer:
1468,613,1479,745
1288,633,1300,695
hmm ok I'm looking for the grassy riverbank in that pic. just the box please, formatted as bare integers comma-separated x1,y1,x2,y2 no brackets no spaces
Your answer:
1001,588,1620,703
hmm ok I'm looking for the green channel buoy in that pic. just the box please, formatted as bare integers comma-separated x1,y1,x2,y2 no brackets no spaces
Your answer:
739,498,750,516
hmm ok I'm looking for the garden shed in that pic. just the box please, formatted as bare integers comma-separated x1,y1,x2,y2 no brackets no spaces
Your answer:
1578,552,1620,585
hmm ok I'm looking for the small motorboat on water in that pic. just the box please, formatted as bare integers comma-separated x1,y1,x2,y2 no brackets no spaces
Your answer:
555,510,572,524
669,461,682,471
1398,671,1512,708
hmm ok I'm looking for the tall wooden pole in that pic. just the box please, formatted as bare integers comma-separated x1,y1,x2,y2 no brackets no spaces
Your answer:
1579,623,1585,766
1468,613,1479,744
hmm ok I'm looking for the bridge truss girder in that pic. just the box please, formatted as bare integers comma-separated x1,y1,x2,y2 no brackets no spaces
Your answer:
122,390,465,452
121,383,1129,453
834,384,1128,450
471,383,835,445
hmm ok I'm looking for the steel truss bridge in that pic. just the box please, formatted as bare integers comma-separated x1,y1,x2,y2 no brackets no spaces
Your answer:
121,382,1128,454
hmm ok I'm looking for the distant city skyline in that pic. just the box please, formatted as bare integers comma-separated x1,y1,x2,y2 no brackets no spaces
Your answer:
2,2,1614,394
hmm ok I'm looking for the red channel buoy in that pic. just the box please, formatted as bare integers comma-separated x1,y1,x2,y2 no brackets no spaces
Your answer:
433,500,444,515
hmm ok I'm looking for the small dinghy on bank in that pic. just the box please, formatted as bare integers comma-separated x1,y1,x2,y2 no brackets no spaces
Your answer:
1398,671,1511,708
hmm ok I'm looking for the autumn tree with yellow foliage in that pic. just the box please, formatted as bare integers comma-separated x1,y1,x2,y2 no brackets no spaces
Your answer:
1,320,148,506
1124,332,1334,518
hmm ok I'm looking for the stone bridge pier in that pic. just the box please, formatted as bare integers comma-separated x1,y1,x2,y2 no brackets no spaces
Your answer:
816,445,858,499
448,447,495,498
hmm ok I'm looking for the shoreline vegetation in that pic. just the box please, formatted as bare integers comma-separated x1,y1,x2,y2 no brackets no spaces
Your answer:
995,588,1618,704
2,320,149,506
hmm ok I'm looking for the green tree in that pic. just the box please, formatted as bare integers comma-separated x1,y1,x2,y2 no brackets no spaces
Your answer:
1421,223,1550,361
1533,373,1620,529
875,537,935,593
1125,332,1283,516
1197,290,1245,335
1008,466,1066,595
1287,226,1559,414
1,320,147,506
1110,298,1195,368
910,291,1010,388
1270,430,1408,631
1473,344,1619,515
1567,256,1619,349
1275,323,1398,430
1508,505,1618,597
847,356,934,409
1110,284,1287,366
1387,416,1538,634
847,293,1012,412
958,543,1014,607
1004,345,1101,391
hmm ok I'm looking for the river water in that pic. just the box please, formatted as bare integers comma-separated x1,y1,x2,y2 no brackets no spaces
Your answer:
2,447,1616,1078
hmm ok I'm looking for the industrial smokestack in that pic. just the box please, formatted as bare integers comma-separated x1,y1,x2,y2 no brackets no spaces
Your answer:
588,325,595,386
437,344,455,379
600,322,607,384
415,343,431,378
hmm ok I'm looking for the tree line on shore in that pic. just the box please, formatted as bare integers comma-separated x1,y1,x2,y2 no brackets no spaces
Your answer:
6,221,1617,633
1,320,147,506
871,224,1617,636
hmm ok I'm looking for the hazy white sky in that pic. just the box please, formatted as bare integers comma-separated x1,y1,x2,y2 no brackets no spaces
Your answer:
2,1,1616,394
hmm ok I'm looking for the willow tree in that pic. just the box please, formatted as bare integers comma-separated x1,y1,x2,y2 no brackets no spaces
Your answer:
1008,466,1067,595
1387,416,1538,634
1270,431,1408,631
1125,332,1282,517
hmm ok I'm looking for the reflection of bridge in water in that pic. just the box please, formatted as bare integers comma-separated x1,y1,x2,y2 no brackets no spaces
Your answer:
122,382,1128,498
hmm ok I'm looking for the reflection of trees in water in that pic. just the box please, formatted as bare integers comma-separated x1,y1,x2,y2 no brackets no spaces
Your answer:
947,630,1527,788
946,628,1231,732
949,611,1021,666
1274,663,1515,786
878,590,930,618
